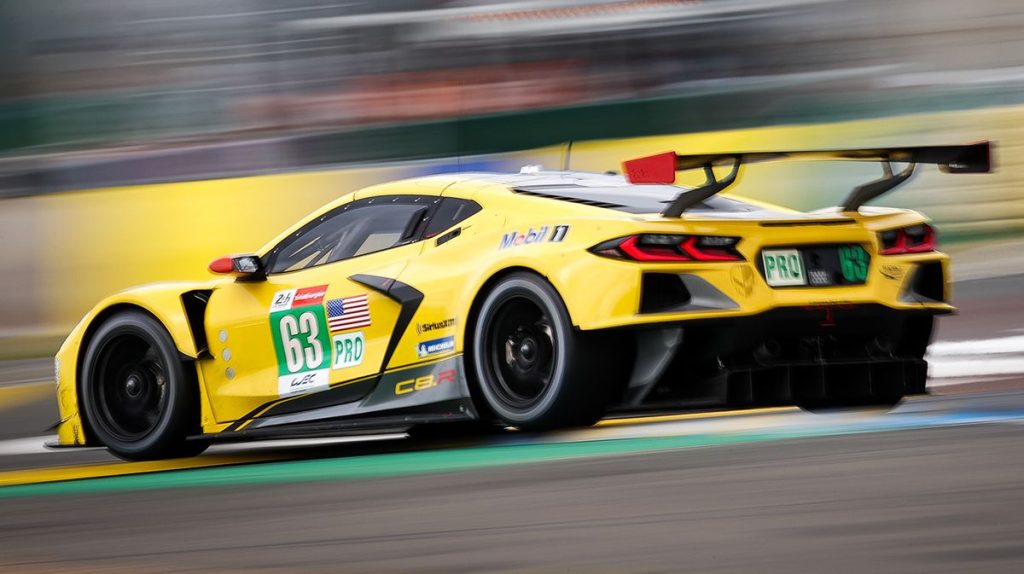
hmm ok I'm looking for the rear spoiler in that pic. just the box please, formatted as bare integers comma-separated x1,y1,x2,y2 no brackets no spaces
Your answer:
621,142,992,217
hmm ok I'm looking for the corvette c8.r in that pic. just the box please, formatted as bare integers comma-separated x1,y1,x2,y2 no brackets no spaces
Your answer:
52,142,992,459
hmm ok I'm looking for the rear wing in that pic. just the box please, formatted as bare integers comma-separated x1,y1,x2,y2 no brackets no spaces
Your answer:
622,142,992,217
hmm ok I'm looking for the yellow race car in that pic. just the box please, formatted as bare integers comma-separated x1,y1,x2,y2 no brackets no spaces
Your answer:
53,142,991,459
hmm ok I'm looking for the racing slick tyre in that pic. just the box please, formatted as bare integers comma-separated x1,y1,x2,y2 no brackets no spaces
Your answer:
80,310,208,461
470,272,622,431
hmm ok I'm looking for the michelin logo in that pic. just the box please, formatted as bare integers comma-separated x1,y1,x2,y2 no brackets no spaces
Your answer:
417,336,456,358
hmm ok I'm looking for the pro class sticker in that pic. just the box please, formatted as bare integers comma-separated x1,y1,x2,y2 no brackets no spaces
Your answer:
332,331,365,369
269,285,331,397
417,335,455,358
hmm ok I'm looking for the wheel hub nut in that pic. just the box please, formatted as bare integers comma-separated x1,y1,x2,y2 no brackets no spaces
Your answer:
519,340,536,360
125,375,142,397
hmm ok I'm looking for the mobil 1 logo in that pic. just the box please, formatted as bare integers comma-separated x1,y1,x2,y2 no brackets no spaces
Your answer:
499,224,570,249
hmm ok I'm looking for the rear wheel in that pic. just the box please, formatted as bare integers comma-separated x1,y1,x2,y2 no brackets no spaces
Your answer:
469,272,621,430
80,311,207,460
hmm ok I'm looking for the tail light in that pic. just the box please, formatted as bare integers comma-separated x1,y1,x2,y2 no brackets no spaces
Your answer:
591,234,743,262
879,224,936,255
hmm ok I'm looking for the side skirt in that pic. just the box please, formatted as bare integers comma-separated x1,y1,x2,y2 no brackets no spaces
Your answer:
200,355,478,442
192,400,476,443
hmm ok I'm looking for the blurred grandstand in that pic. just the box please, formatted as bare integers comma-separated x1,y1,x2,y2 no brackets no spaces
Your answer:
2,0,1023,193
0,0,1022,351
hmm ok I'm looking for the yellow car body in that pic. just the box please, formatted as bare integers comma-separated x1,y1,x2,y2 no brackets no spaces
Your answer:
53,158,968,452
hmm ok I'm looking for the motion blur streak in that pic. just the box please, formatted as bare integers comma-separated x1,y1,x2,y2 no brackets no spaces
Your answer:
0,1,1023,571
0,105,1021,345
2,394,1023,498
2,0,1024,354
0,383,52,413
0,454,279,488
0,391,1023,572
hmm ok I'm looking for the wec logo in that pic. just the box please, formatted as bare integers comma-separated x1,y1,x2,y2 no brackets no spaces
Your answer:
289,373,319,388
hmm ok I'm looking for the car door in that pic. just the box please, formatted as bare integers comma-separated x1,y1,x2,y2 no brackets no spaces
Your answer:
200,195,436,424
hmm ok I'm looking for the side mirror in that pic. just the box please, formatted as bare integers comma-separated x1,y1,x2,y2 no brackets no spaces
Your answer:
208,254,266,280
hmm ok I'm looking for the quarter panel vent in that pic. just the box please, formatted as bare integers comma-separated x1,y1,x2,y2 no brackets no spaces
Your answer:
640,273,692,313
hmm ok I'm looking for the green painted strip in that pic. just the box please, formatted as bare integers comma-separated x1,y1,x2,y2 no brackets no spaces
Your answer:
0,434,744,498
0,424,917,499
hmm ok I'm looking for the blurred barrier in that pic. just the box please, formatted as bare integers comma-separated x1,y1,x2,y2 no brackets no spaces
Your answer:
0,166,420,356
6,86,1024,199
0,104,1021,354
5,0,1024,158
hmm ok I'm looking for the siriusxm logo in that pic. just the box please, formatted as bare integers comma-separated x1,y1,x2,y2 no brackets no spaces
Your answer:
416,318,456,335
417,336,455,358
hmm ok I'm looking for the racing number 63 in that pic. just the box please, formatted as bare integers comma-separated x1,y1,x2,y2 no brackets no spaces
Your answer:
838,245,869,283
271,305,331,381
279,312,324,373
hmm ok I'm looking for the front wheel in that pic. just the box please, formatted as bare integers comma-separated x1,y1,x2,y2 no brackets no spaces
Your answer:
80,311,207,460
469,272,623,431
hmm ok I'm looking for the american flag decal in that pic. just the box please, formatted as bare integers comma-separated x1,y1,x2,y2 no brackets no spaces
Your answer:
326,295,371,332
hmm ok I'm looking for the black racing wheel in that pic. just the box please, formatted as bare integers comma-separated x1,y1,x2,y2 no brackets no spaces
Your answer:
470,272,622,430
80,310,207,460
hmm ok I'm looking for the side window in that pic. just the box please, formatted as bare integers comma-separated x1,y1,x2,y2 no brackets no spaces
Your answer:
423,198,482,238
266,198,432,274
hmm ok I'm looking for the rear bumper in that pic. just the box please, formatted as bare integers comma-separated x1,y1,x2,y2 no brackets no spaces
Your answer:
722,358,926,408
614,303,937,410
557,249,952,331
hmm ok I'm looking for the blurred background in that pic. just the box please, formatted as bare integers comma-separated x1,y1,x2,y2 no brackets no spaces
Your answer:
1,0,1022,355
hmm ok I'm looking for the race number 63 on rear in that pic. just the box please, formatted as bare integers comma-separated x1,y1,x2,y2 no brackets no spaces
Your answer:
270,285,331,397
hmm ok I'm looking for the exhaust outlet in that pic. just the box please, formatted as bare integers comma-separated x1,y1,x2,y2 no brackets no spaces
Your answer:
754,340,783,365
867,336,894,357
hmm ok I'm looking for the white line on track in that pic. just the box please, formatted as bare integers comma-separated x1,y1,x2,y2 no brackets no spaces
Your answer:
0,433,411,458
0,436,63,457
927,357,1024,379
927,335,1024,357
926,334,1024,379
207,434,407,454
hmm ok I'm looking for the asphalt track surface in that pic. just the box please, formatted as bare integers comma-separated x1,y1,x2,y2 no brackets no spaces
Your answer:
0,274,1022,573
